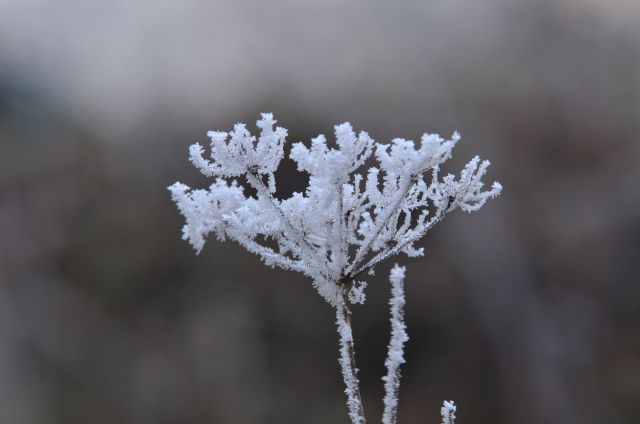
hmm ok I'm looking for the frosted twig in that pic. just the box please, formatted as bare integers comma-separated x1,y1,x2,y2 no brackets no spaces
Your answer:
382,264,409,424
345,177,414,278
441,400,457,424
245,170,319,255
336,288,366,424
351,207,448,279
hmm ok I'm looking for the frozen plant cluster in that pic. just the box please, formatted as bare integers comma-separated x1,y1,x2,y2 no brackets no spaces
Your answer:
169,114,500,423
169,114,501,306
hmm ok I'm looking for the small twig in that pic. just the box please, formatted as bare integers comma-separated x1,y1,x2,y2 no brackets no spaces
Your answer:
346,176,415,277
246,171,319,254
381,264,408,424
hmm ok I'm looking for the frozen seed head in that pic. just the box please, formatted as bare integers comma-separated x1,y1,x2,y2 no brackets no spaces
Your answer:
169,114,501,306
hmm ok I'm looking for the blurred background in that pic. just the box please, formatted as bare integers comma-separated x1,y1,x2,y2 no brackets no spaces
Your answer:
1,0,639,423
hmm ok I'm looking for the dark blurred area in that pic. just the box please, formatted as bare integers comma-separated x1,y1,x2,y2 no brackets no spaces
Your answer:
1,0,639,423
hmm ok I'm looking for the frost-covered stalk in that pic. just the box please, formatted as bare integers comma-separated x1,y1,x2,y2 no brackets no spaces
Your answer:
337,288,366,423
168,114,500,423
441,400,457,424
382,264,409,424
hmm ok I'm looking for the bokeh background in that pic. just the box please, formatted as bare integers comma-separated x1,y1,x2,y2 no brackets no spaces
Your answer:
1,0,639,423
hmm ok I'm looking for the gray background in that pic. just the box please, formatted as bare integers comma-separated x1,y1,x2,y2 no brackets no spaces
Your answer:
1,0,639,423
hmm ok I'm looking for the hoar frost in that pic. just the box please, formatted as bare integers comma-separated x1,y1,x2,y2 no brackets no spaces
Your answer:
441,400,457,424
169,114,501,424
169,114,500,306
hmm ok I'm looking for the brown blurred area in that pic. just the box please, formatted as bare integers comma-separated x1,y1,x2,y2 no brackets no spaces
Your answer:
1,0,639,423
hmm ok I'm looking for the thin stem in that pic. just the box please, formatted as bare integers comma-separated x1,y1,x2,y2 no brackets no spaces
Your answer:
350,206,448,280
336,287,366,424
382,265,408,424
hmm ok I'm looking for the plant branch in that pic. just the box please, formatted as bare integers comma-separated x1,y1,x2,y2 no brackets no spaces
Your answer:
346,176,415,277
382,265,408,424
350,206,448,280
246,171,319,254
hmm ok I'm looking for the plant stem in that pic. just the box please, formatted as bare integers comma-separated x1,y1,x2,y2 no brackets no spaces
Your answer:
336,287,366,424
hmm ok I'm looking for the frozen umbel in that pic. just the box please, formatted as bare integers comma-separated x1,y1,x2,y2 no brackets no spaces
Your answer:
169,114,501,423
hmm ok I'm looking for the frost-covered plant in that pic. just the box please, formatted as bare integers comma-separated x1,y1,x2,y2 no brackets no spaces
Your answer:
169,114,500,423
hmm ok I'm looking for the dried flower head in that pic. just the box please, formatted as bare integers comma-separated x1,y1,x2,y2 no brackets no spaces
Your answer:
169,113,501,306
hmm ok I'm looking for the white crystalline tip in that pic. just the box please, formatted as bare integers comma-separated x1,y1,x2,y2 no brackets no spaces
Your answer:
441,400,457,424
